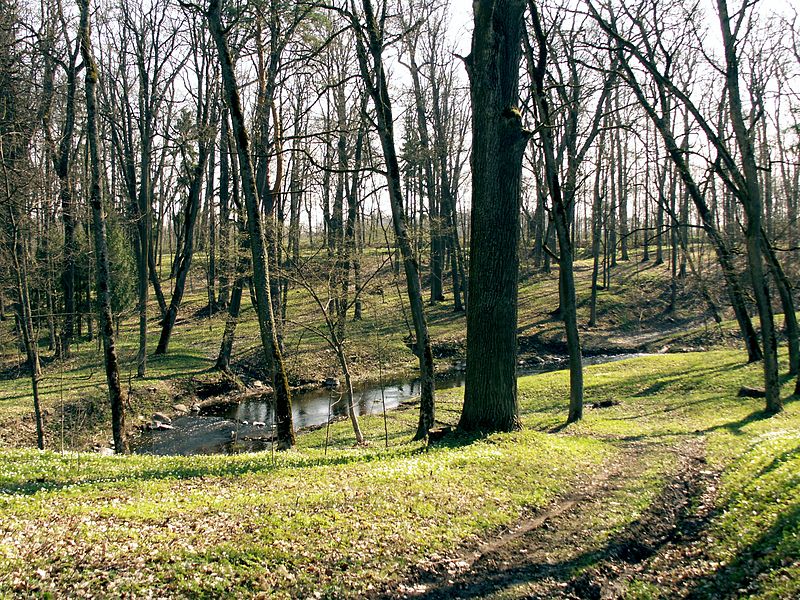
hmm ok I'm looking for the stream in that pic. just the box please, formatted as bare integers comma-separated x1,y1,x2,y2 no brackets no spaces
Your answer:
131,353,647,455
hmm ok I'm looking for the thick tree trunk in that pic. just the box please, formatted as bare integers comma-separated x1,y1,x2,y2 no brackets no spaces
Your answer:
459,0,528,433
556,219,583,423
79,0,127,453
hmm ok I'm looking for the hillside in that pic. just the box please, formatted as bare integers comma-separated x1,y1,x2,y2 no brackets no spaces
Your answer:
0,253,741,450
0,352,797,598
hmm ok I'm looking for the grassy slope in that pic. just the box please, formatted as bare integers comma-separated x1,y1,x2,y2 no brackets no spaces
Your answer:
0,254,734,449
0,351,797,598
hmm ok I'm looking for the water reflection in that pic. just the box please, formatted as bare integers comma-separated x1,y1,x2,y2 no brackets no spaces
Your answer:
132,354,644,456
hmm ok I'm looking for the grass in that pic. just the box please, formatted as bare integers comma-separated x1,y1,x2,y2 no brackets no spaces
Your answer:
0,351,797,597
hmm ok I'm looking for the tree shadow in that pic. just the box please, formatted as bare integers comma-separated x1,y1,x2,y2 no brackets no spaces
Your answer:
684,504,800,599
0,442,429,497
400,446,708,600
701,393,799,437
750,443,800,481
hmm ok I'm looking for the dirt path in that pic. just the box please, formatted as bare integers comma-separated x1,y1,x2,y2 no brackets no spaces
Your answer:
385,437,720,599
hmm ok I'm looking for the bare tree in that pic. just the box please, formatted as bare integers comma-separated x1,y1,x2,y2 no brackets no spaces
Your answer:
589,0,782,409
155,18,217,355
39,1,81,358
205,0,295,449
348,0,437,440
0,1,44,446
524,1,617,423
78,0,127,452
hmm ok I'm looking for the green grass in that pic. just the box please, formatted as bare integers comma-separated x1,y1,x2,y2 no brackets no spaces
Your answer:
1,247,797,595
0,351,797,597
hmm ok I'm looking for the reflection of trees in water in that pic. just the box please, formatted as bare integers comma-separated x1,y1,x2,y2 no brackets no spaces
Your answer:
236,401,271,424
212,377,440,437
331,392,348,419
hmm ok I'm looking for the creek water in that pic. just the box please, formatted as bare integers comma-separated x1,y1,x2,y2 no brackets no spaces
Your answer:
131,353,646,456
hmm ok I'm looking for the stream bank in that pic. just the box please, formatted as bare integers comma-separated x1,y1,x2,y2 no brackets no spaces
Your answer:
131,353,649,456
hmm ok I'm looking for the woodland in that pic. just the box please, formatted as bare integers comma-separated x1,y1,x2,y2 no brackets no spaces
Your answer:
0,0,798,597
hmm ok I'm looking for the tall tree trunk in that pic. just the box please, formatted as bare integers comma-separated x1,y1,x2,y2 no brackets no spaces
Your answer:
459,0,528,433
351,0,437,441
718,0,780,413
42,36,79,358
528,3,583,422
614,88,629,262
206,0,295,448
79,0,127,453
406,48,443,304
655,139,666,265
642,124,651,262
429,64,465,311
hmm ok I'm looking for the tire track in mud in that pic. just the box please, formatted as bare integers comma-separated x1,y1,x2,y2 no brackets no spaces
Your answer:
386,437,718,600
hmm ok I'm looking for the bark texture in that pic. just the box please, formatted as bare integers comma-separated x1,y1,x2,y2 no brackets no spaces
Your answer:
460,0,529,432
206,0,295,448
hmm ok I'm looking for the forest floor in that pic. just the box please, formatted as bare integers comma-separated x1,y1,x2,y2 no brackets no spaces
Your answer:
0,351,798,598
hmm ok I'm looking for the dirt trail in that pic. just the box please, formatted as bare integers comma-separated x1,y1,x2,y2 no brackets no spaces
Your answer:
386,437,719,600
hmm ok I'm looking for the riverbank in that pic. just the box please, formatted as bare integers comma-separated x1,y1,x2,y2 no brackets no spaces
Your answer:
131,353,652,456
0,256,763,450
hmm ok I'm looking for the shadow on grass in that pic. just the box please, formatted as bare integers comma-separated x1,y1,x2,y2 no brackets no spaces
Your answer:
402,442,707,600
751,443,800,481
548,421,571,434
684,504,800,599
0,441,434,497
701,394,798,437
